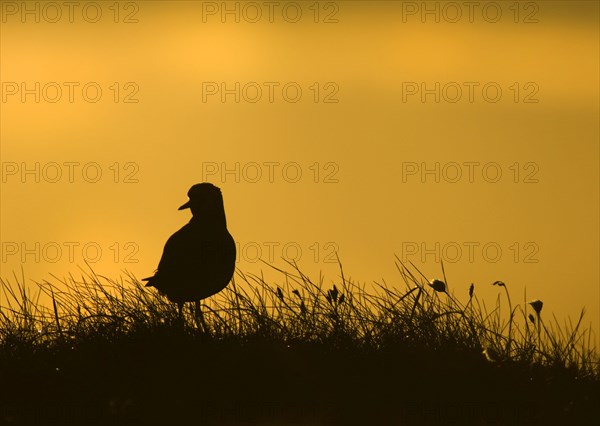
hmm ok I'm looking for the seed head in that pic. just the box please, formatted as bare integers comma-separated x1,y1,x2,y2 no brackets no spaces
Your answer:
529,299,543,315
428,279,446,293
469,283,474,299
492,281,506,287
327,285,339,303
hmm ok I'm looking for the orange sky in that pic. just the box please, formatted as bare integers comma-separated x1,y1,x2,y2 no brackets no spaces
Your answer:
1,1,599,335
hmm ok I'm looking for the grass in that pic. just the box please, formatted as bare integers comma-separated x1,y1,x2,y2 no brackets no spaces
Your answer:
0,259,598,425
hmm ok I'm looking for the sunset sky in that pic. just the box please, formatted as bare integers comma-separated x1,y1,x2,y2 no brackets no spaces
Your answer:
1,1,598,334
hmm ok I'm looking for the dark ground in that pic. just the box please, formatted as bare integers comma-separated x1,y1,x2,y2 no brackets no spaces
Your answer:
1,329,598,426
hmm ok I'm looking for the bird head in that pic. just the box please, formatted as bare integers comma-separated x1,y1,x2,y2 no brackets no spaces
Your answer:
178,183,224,217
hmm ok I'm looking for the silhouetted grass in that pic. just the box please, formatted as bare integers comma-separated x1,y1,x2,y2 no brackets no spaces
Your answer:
1,260,598,425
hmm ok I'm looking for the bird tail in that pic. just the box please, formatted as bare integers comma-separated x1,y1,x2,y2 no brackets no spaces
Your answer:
142,276,154,287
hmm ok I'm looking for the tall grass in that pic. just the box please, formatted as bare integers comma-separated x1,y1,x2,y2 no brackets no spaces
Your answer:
0,260,598,425
1,260,596,376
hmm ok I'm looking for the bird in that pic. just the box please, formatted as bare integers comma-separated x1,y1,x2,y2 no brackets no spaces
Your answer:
143,183,236,328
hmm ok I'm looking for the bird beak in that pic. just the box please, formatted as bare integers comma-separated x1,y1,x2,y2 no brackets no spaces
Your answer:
178,201,191,210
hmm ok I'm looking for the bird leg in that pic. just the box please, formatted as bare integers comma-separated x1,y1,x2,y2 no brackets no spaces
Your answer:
194,300,207,333
177,302,184,325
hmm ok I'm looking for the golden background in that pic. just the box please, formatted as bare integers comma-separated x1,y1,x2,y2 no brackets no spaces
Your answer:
1,1,598,333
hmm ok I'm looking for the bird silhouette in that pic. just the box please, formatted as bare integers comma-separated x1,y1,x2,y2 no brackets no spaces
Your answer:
143,183,236,328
